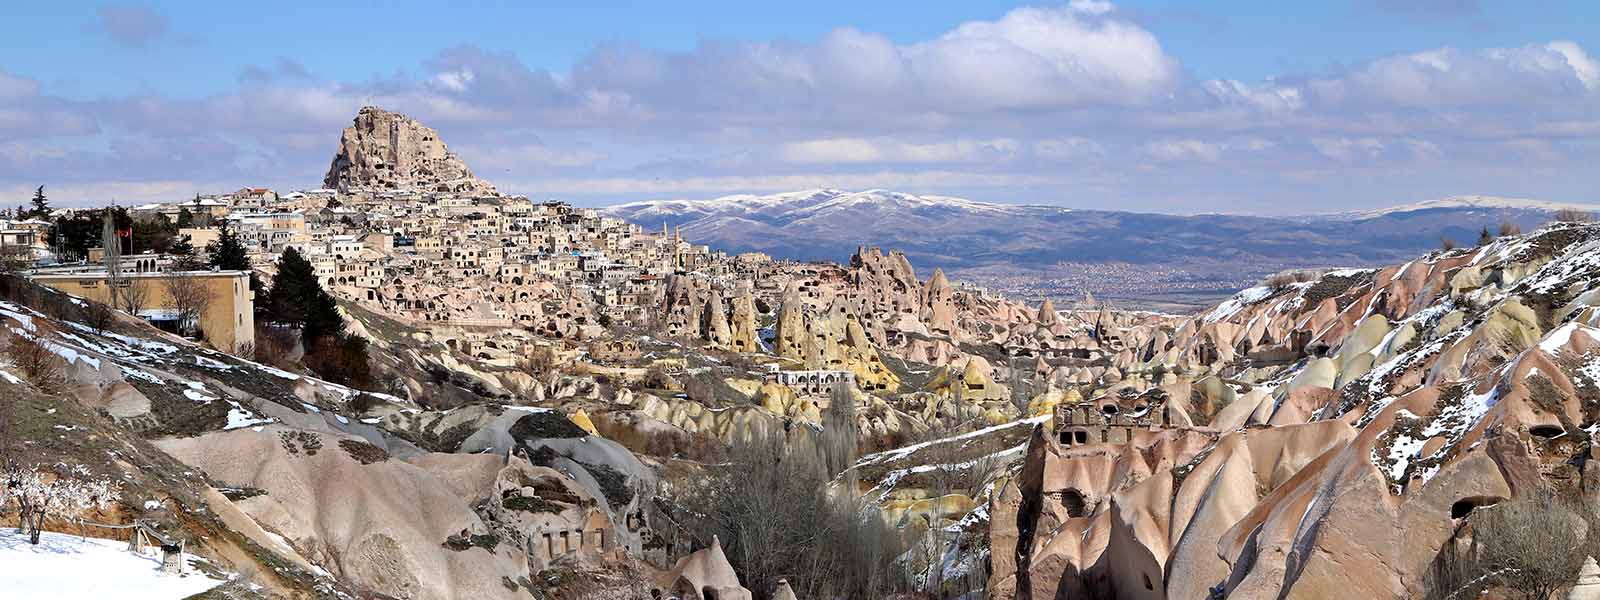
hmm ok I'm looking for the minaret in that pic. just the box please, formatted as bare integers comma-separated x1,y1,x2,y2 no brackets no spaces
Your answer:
672,226,683,269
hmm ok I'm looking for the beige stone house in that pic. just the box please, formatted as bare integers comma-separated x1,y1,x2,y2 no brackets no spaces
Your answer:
30,269,255,353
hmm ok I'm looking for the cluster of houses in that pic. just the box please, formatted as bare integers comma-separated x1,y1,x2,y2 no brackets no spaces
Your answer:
14,187,793,353
0,217,51,262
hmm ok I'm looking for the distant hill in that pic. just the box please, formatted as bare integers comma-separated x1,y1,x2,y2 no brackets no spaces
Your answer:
605,189,1596,271
603,189,1599,309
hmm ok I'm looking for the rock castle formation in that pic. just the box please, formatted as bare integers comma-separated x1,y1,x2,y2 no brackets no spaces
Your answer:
324,106,498,196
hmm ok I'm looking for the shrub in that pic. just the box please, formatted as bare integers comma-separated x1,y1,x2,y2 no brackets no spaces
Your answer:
347,392,382,415
1261,269,1322,291
252,323,299,371
3,331,65,392
81,300,117,333
338,439,388,465
1554,208,1595,223
508,412,588,440
278,431,323,456
1426,493,1589,600
672,431,907,599
578,461,635,511
442,532,500,552
640,364,676,390
503,495,563,514
304,334,373,389
525,444,561,466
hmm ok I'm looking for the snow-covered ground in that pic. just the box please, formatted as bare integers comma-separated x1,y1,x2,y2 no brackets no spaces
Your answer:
0,529,227,599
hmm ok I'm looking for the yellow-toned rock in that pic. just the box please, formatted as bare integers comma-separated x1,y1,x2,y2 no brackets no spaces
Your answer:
569,409,599,437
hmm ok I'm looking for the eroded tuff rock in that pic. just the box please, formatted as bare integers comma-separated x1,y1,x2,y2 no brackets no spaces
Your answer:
325,106,498,196
656,536,753,599
157,427,526,600
990,223,1600,599
660,275,759,352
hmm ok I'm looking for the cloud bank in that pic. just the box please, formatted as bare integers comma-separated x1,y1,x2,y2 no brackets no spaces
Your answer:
3,3,1596,212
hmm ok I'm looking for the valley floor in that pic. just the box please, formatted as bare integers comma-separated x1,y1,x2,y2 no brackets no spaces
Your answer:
0,529,228,599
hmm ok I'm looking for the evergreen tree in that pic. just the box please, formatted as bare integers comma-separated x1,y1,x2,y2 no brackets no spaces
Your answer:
250,273,269,317
302,291,346,350
176,207,194,228
1478,226,1494,246
207,221,250,270
170,235,201,270
266,247,314,325
28,186,48,219
266,247,344,348
132,215,177,255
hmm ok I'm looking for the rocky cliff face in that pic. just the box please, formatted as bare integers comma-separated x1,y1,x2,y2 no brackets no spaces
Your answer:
324,106,498,196
989,222,1600,599
0,287,656,600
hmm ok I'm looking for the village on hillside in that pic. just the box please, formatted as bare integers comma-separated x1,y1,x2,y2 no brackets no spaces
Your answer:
4,104,1600,600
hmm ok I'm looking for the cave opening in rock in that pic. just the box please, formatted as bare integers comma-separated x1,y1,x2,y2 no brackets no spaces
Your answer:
1062,489,1088,518
1451,496,1501,519
1529,425,1565,439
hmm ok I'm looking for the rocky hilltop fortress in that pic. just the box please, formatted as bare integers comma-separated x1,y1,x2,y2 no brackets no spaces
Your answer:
5,105,1600,600
324,106,499,196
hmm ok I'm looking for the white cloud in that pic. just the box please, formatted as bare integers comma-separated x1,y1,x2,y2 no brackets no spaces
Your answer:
1141,137,1274,163
456,142,604,170
1068,0,1115,15
904,6,1179,110
1,6,1598,212
1547,41,1599,89
0,180,239,207
94,5,169,48
1203,79,1304,113
0,70,39,100
1144,139,1223,162
779,137,1019,164
1404,139,1443,160
1499,138,1563,162
780,138,885,164
1303,42,1599,108
526,170,1066,196
433,69,476,93
1312,137,1386,162
1033,138,1104,161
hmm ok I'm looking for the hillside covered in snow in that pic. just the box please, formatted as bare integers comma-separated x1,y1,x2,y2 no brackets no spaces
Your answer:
0,530,228,599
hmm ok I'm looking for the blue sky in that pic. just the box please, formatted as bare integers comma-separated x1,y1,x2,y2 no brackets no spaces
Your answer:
2,1,1597,212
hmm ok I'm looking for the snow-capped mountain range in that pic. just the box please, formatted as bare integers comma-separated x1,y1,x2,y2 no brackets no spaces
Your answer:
605,189,1086,268
609,188,1057,223
603,189,1600,277
1325,195,1600,220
